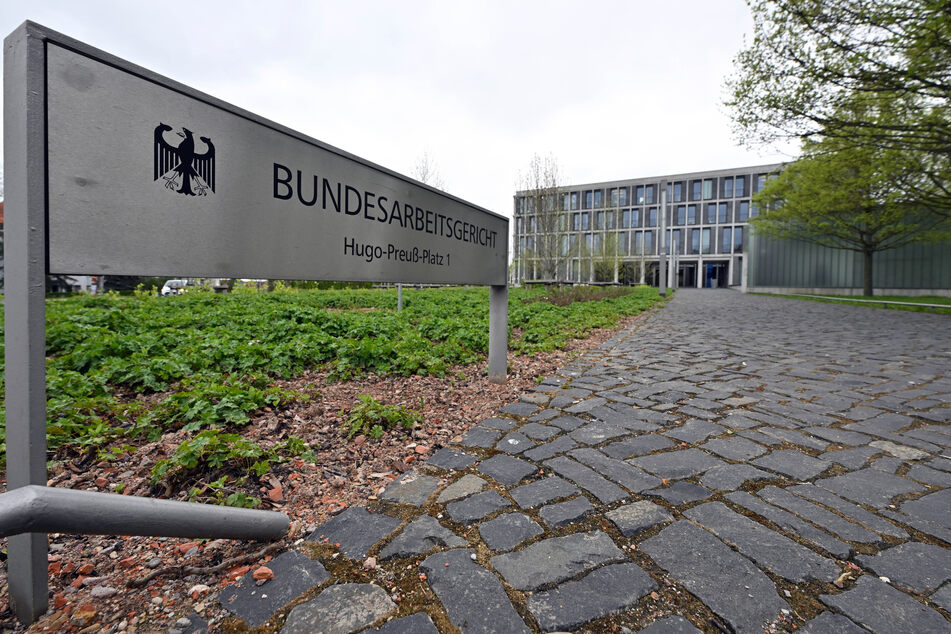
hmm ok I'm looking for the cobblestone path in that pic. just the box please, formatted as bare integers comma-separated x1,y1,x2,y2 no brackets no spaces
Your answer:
217,290,951,633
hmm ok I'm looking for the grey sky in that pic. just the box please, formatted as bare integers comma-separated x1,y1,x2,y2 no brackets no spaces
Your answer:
1,0,792,219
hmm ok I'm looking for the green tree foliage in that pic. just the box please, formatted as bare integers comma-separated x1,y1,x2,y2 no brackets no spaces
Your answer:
753,125,950,295
727,0,951,215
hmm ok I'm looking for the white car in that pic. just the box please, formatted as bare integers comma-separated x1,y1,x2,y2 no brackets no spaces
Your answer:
160,279,189,296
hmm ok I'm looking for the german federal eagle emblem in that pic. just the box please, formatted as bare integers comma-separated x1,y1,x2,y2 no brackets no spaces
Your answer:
153,123,216,196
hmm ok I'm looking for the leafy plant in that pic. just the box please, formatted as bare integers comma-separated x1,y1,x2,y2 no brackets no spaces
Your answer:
344,394,422,439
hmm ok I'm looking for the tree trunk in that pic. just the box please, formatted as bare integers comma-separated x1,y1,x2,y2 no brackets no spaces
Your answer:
863,249,874,297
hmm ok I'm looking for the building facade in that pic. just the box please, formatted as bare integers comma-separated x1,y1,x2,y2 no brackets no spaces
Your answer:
512,163,783,288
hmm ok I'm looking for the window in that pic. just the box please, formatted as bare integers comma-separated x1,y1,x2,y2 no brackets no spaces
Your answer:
558,213,569,232
526,236,535,252
593,233,602,251
621,209,630,228
750,202,759,218
673,181,684,202
605,210,615,230
706,203,716,223
718,202,728,223
734,226,744,252
516,218,523,234
703,179,714,200
572,212,581,231
593,190,602,208
562,193,570,211
676,205,686,225
560,235,569,256
618,187,628,206
690,180,702,201
570,192,579,210
647,207,657,227
595,211,604,230
619,231,630,255
584,233,592,250
644,230,654,254
687,204,698,225
529,216,537,232
667,229,683,254
583,190,593,209
645,185,655,204
610,188,619,207
735,176,746,197
701,228,712,254
581,212,590,230
722,176,734,198
569,234,578,252
635,185,645,204
738,201,750,222
755,174,767,193
631,208,641,228
721,227,732,253
690,229,700,254
634,232,644,255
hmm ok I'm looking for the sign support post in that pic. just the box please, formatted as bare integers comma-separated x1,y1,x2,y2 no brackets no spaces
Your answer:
488,285,508,383
4,24,51,622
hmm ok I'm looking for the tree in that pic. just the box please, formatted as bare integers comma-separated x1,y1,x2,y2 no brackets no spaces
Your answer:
593,232,620,283
411,152,445,190
727,0,951,215
517,154,568,283
752,127,950,296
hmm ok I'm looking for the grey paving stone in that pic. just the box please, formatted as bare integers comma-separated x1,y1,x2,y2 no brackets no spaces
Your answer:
630,449,726,480
365,612,438,634
819,446,880,470
459,427,500,449
539,496,594,528
635,615,703,633
282,583,396,634
529,408,561,422
490,531,626,591
445,490,510,525
478,513,543,551
820,576,950,634
378,515,466,560
500,402,539,417
495,431,537,455
436,474,486,504
801,426,874,446
726,491,853,559
738,428,783,446
602,434,675,459
527,563,656,631
906,464,951,487
870,455,903,473
476,454,537,485
869,439,930,461
752,450,833,481
426,448,476,472
518,422,560,441
932,583,951,612
523,435,578,462
700,437,768,461
220,550,329,628
478,417,518,431
757,486,880,544
641,521,789,634
645,481,713,506
548,414,586,431
799,612,868,634
510,476,580,509
420,549,530,634
606,501,674,537
684,502,839,583
857,542,951,593
817,468,925,508
700,464,774,491
548,394,577,409
570,422,630,445
566,396,607,413
309,507,401,560
759,427,830,451
544,457,628,504
788,483,908,539
568,447,662,492
664,420,725,443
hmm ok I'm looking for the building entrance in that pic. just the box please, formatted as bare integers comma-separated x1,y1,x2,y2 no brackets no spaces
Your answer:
679,263,697,288
703,261,729,288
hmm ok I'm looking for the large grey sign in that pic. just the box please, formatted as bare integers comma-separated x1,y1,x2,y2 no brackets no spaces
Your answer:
46,44,507,285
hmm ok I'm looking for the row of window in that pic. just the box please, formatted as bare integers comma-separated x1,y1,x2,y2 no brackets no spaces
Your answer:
517,173,771,213
515,201,758,234
517,226,745,257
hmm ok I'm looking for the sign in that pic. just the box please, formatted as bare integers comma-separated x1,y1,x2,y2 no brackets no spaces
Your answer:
46,43,507,285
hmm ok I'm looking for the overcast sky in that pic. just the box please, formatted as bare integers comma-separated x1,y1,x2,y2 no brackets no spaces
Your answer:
0,0,793,219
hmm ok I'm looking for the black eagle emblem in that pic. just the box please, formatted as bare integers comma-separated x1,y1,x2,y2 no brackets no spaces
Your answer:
153,123,215,196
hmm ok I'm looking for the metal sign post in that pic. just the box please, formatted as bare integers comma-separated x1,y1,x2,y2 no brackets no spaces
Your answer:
3,21,509,623
658,188,667,297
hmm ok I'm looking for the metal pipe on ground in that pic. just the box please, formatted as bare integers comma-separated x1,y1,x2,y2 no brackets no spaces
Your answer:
0,485,289,540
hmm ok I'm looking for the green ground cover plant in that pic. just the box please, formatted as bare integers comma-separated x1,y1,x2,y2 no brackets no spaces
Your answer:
758,293,951,315
0,284,664,486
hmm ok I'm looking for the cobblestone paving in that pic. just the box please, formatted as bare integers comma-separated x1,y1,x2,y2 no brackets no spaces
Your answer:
219,290,951,633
